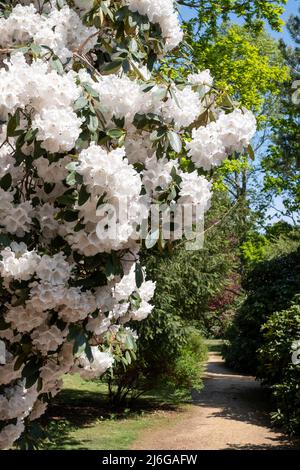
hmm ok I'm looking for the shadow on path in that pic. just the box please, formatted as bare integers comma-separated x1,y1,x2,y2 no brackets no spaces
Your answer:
131,353,300,450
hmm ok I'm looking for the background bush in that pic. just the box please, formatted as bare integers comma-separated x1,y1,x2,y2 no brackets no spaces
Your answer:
223,232,300,374
105,326,207,404
258,299,300,434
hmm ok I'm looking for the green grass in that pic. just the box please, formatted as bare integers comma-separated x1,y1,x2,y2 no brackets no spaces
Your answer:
43,411,169,450
40,374,182,450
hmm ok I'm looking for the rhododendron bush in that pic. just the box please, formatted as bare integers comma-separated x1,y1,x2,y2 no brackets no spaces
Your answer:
0,0,256,449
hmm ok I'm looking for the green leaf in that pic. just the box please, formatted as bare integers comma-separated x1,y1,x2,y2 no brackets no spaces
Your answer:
85,342,94,362
150,128,166,141
22,358,42,388
78,185,90,206
130,291,142,310
96,192,107,208
248,144,255,161
44,182,55,194
167,185,177,202
66,171,77,186
66,171,82,186
125,335,135,351
57,189,77,206
7,111,20,137
63,210,79,222
73,331,86,356
0,173,12,191
0,234,11,247
135,263,144,288
25,371,40,389
24,128,38,143
107,128,125,139
101,60,123,75
82,82,99,98
125,350,131,365
74,96,88,111
14,353,27,371
87,114,99,133
105,254,123,280
50,56,64,75
167,131,182,153
65,161,79,172
145,228,159,249
30,43,43,56
56,0,66,8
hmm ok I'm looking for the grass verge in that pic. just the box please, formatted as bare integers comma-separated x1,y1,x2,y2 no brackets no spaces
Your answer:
39,374,184,450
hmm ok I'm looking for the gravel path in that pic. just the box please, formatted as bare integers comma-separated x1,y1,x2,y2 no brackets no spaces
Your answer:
131,353,298,450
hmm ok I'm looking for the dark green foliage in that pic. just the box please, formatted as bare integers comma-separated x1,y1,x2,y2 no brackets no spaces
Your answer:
262,8,300,220
142,193,246,337
223,235,300,374
106,327,207,404
258,299,300,434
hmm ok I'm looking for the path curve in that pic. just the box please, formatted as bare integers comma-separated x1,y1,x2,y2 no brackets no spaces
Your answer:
131,353,297,450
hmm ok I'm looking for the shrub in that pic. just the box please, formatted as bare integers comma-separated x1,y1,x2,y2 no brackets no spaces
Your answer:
223,237,300,374
141,192,245,337
171,329,208,391
257,299,300,434
105,327,207,404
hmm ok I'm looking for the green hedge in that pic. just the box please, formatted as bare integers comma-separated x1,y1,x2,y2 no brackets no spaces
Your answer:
223,243,300,374
258,299,300,434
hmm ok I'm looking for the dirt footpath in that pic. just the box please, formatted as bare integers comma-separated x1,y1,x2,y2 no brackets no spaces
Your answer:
131,353,298,450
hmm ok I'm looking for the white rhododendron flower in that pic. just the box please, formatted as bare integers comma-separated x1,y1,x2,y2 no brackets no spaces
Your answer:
33,107,82,153
0,243,40,281
4,305,47,333
93,75,145,124
0,4,97,62
178,171,212,213
162,86,202,130
125,0,183,50
187,110,256,170
187,70,214,94
75,348,115,380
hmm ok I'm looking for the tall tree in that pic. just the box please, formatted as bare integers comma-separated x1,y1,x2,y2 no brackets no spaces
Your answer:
261,9,300,222
179,0,287,39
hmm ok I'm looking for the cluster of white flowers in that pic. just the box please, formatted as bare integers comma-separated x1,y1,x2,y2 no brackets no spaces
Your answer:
74,349,115,380
0,242,40,281
161,86,202,130
0,381,38,421
186,109,257,170
178,171,212,214
0,190,33,237
125,0,183,50
63,144,145,254
188,70,214,87
124,131,155,164
0,4,97,63
0,53,81,153
92,74,146,125
143,156,176,196
0,0,256,450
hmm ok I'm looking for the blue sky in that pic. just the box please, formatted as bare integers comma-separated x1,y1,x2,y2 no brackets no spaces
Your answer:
267,0,299,44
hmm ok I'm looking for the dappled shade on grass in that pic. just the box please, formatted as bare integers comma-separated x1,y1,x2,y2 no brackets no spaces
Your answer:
39,374,184,450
